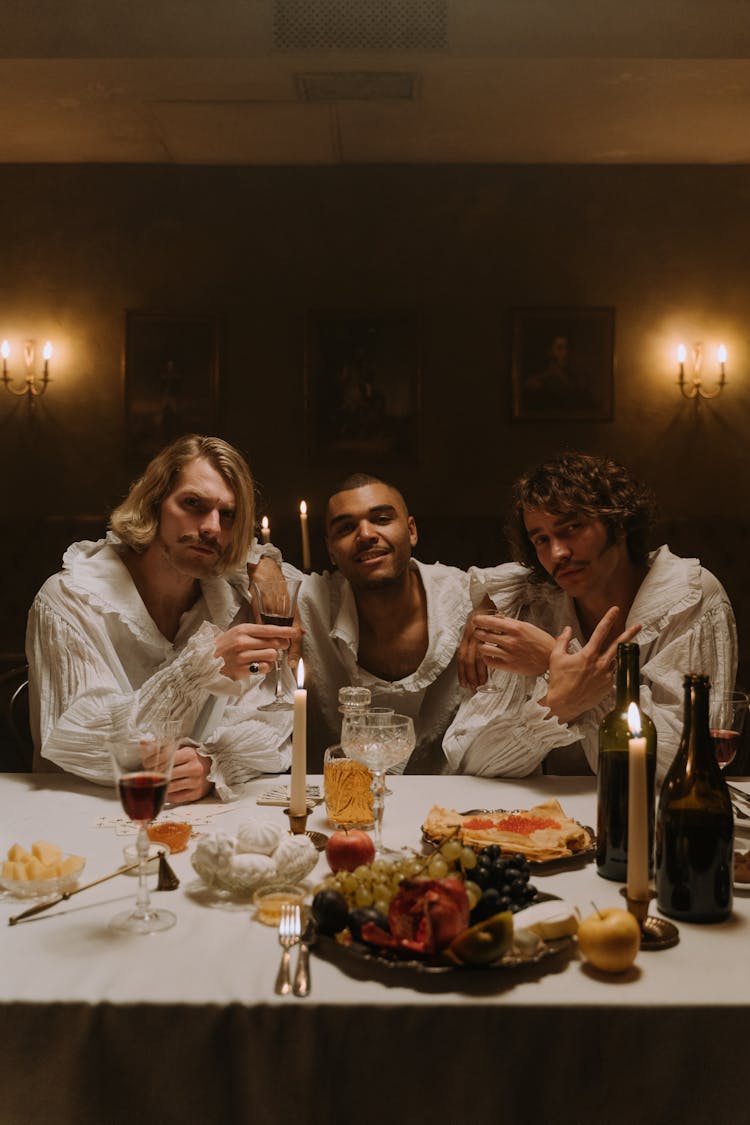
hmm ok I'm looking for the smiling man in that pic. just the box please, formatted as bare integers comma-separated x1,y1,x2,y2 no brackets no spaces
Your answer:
27,435,294,801
444,451,737,780
293,473,472,771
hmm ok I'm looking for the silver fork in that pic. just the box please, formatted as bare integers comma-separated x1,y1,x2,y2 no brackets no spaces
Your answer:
274,903,301,996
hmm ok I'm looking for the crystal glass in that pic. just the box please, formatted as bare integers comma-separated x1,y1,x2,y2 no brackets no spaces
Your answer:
341,713,415,855
252,576,302,712
109,731,179,933
710,690,749,770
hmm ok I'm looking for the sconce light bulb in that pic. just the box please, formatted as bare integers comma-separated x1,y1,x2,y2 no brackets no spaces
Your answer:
43,341,53,361
717,343,727,364
1,340,8,360
677,344,687,364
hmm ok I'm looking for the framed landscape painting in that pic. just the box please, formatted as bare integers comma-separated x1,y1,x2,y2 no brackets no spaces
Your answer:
124,312,218,475
305,310,421,463
511,307,615,421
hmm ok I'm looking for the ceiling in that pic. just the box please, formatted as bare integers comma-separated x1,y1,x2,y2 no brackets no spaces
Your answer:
3,0,750,165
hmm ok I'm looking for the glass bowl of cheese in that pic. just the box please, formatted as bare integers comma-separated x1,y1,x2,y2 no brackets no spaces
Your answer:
0,840,86,899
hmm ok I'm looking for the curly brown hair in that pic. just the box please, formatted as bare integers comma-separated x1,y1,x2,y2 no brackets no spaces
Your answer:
109,434,256,572
507,450,657,583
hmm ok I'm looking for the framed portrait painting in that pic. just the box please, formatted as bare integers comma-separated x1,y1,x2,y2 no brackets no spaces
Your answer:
511,307,615,421
305,310,421,463
124,312,219,475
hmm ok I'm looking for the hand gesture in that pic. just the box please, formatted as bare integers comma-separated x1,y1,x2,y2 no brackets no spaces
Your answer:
214,622,297,681
473,614,555,678
542,607,642,725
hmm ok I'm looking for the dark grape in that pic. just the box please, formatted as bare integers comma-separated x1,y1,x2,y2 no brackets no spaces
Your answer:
312,889,350,936
348,907,389,942
484,845,501,860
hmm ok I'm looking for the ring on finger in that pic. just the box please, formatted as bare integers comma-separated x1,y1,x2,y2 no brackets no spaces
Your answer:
249,661,261,675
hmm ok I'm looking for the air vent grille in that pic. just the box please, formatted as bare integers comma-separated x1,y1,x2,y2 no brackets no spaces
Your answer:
273,0,448,52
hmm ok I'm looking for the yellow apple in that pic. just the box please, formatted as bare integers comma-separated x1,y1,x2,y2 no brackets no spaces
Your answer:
577,907,641,973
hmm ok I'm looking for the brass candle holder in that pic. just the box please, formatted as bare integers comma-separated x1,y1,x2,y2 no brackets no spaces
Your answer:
283,805,328,850
620,887,679,950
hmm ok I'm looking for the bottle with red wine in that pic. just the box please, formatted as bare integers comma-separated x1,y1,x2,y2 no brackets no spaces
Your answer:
596,643,656,881
655,674,734,922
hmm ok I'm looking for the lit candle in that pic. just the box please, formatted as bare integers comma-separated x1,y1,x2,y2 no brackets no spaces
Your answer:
718,343,727,378
626,701,649,902
677,343,686,379
299,500,311,571
290,658,307,816
260,515,271,544
1,339,8,377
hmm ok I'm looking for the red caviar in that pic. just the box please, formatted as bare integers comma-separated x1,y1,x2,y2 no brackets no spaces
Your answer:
463,815,560,836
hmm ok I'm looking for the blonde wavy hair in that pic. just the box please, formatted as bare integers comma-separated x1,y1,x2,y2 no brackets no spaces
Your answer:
109,434,256,572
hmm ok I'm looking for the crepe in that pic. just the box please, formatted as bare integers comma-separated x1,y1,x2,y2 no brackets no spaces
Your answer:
422,798,591,863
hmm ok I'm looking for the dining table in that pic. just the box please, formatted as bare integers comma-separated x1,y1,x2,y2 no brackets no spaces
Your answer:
1,769,749,1125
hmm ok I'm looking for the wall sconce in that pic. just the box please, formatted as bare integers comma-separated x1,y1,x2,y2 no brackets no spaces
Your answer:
2,339,53,403
676,341,727,399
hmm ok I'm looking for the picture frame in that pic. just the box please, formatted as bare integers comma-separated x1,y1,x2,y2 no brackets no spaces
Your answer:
305,310,421,463
511,307,615,421
124,312,219,474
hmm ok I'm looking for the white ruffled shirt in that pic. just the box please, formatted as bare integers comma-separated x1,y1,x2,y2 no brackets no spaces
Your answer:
292,559,473,773
443,545,737,782
26,535,292,798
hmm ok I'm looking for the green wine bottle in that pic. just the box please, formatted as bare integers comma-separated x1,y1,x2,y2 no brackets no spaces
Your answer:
655,674,733,922
596,643,657,881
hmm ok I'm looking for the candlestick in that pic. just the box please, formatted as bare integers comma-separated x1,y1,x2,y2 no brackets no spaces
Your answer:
626,702,649,902
299,500,311,571
260,516,271,544
289,658,307,816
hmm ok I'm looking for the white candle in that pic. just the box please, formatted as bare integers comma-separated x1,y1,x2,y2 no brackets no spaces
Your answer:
290,658,307,816
626,701,649,902
260,516,271,544
299,500,311,571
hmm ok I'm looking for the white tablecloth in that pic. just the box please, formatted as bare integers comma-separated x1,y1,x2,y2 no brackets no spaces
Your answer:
2,772,749,1125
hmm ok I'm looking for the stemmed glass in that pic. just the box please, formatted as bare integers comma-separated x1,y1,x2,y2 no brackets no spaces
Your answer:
342,713,415,855
252,577,302,712
710,690,749,770
468,572,525,694
109,731,179,933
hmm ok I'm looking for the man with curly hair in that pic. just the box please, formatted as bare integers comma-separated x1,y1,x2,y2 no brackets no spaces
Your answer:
444,451,737,780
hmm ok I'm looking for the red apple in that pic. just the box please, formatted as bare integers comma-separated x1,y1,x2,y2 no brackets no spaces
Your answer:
577,907,641,973
325,829,375,873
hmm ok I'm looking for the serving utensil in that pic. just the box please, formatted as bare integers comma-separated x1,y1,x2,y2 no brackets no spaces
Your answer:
274,902,301,995
7,850,179,925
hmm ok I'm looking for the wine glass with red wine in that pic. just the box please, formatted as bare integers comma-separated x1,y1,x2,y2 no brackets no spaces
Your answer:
252,577,302,712
109,730,180,933
710,690,749,770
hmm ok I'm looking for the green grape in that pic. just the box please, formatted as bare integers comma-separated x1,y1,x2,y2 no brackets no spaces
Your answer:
427,854,449,879
354,864,372,882
459,847,478,870
463,880,482,909
440,838,463,863
371,858,389,876
341,872,358,894
354,884,374,907
404,857,423,877
374,896,391,915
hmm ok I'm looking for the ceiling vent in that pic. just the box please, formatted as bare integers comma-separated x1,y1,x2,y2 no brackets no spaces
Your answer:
273,0,448,52
295,72,419,101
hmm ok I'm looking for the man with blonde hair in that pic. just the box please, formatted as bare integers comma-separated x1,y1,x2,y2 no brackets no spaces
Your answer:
27,434,294,802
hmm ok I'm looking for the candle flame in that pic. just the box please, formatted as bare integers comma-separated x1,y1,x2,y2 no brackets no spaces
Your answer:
1,340,8,359
297,658,305,688
43,341,53,361
627,702,641,737
718,343,727,364
299,500,308,516
676,343,686,364
261,516,269,531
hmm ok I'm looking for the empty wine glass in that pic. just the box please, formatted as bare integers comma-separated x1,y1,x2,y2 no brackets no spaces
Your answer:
710,690,749,770
109,731,179,933
342,713,415,855
252,576,302,712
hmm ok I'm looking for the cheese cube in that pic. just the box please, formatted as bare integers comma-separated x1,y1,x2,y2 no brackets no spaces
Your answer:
31,841,62,866
24,856,46,880
3,860,28,881
7,843,31,863
59,855,84,877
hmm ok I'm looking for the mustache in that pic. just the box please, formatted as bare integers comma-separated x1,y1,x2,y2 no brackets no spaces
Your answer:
178,534,221,555
553,559,587,579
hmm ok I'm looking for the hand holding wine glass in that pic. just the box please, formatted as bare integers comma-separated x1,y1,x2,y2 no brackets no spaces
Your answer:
252,577,302,711
109,730,179,933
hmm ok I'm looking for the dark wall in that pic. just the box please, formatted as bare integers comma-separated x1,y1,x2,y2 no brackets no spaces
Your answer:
1,163,748,673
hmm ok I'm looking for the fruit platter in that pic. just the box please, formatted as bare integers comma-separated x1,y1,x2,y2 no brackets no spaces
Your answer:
310,828,580,973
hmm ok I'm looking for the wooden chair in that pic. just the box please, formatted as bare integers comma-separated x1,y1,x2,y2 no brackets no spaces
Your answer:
0,665,33,771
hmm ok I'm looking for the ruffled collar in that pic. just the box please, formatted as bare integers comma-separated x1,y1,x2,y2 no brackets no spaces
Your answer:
329,558,468,691
60,533,242,651
628,544,702,642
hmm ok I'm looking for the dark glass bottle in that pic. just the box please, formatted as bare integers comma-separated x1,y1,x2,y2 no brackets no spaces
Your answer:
655,674,733,922
596,643,657,881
